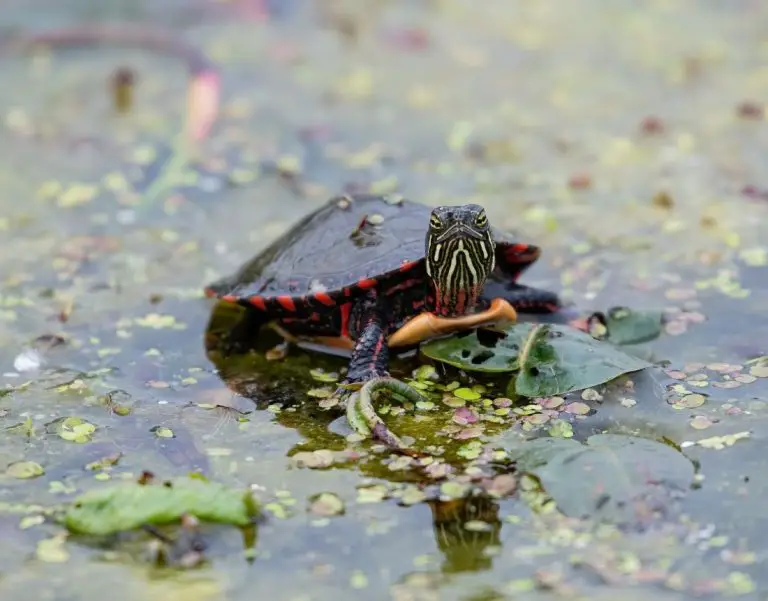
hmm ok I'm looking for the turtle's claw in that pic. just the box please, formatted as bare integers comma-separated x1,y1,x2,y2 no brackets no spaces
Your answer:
330,375,377,410
345,377,430,457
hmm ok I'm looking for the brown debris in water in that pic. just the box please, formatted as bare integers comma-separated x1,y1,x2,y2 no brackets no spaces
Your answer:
736,101,763,120
111,66,136,113
568,173,592,190
652,191,674,209
640,116,666,134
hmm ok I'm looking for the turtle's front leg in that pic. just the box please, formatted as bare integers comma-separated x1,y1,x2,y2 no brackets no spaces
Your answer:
331,292,432,456
346,290,390,383
336,291,390,401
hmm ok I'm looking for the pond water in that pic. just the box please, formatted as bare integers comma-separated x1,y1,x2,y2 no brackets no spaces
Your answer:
1,1,767,600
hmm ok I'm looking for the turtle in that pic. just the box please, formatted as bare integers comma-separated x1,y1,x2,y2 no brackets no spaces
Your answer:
205,193,561,397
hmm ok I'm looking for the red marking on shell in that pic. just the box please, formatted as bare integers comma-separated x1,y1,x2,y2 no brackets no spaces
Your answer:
356,278,377,289
384,277,421,296
204,288,217,298
340,303,352,338
249,296,267,310
411,298,425,311
313,292,335,306
310,312,321,321
399,260,418,272
277,296,296,311
506,243,538,262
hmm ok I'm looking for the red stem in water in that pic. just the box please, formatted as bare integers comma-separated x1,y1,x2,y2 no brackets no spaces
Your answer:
0,23,220,143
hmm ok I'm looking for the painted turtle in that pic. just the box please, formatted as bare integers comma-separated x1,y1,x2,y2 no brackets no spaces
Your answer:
205,194,561,395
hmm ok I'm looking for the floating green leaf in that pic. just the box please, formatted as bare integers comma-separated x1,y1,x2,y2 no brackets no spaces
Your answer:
46,417,96,443
453,387,481,401
309,492,345,517
514,325,652,397
6,417,35,438
62,476,260,535
150,426,175,438
6,460,44,479
36,534,70,563
422,323,652,397
589,306,664,345
513,434,694,524
421,329,520,372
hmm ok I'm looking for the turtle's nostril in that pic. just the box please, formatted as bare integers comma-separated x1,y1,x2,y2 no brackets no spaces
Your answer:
446,211,453,219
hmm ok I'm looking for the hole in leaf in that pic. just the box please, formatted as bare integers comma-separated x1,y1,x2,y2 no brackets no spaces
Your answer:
471,350,495,364
460,349,471,359
595,494,610,510
476,328,506,347
528,366,540,377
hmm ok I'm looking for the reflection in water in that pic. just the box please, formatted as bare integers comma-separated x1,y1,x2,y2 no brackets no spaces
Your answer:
203,299,508,576
203,299,267,361
428,495,502,574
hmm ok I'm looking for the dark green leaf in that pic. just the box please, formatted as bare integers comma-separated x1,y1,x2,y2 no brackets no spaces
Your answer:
517,434,694,523
514,324,651,397
590,306,664,345
6,460,45,479
420,330,520,373
63,476,259,535
506,436,581,471
422,323,652,397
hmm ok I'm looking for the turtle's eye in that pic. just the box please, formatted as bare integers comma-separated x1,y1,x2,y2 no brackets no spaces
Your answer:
429,214,443,230
474,211,488,228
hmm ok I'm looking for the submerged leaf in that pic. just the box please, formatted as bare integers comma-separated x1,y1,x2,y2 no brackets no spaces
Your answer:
514,434,694,524
507,437,581,471
6,417,35,437
63,476,260,535
684,431,751,450
309,492,345,516
36,534,70,563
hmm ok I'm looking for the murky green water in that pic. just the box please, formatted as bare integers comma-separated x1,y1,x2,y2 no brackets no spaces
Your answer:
1,1,768,599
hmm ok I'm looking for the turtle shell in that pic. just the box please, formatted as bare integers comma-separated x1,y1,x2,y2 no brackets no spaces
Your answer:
206,194,428,311
205,193,524,314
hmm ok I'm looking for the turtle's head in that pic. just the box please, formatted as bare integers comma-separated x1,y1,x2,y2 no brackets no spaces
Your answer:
425,204,496,316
